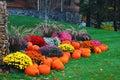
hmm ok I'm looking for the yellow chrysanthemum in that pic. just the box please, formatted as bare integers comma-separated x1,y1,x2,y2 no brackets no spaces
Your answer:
3,51,33,70
58,44,74,52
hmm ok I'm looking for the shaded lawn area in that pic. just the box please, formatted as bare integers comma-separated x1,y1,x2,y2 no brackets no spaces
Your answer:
1,15,120,80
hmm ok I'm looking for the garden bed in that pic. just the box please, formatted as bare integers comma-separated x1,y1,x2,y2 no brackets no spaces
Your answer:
0,15,120,80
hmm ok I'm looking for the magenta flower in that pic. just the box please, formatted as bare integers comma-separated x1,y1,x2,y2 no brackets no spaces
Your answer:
90,40,101,46
52,31,72,41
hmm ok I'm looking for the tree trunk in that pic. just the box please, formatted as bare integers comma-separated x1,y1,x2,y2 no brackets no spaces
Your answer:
86,0,91,27
113,0,118,31
96,0,102,28
96,13,101,28
0,1,9,68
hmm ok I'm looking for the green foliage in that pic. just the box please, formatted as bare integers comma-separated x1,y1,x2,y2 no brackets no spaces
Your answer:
100,24,114,31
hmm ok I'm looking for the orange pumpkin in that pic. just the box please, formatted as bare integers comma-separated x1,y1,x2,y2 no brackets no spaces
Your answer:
93,46,102,54
79,48,91,57
74,49,81,54
38,64,50,75
27,42,33,47
24,64,39,76
81,51,91,57
98,44,108,51
61,40,71,44
51,57,60,61
33,63,39,68
72,51,81,59
43,58,53,67
79,48,91,53
71,41,80,49
51,59,64,70
63,52,71,59
32,45,40,51
59,56,69,64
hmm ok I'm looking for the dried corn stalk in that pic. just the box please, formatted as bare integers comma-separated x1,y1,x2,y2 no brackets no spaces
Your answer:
0,1,9,66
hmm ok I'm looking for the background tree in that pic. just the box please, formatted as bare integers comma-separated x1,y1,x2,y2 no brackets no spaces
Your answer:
79,0,120,31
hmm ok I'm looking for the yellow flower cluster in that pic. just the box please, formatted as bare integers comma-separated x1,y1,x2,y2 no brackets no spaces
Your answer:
58,44,74,52
3,51,33,70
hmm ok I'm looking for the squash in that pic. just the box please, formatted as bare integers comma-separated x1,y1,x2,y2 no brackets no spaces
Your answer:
32,45,40,51
59,56,69,64
98,44,108,51
51,57,60,61
61,40,71,44
72,50,81,59
71,41,80,49
43,58,53,67
24,64,39,76
63,52,71,59
79,48,91,57
38,64,50,75
33,63,39,68
93,46,102,54
51,59,64,70
27,42,33,47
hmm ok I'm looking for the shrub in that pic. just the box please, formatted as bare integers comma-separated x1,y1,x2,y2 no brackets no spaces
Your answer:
100,24,114,31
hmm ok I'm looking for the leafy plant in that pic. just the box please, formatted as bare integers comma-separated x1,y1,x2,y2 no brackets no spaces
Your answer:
100,24,114,31
9,35,27,53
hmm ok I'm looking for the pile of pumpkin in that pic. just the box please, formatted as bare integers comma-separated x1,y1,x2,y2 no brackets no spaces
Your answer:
23,40,108,76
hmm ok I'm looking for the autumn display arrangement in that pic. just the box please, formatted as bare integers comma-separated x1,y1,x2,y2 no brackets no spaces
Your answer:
2,23,109,76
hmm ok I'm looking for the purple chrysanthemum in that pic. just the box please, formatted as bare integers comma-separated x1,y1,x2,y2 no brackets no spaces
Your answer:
39,45,63,57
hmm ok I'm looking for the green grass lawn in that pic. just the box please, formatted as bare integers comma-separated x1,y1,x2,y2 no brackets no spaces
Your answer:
0,15,120,80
